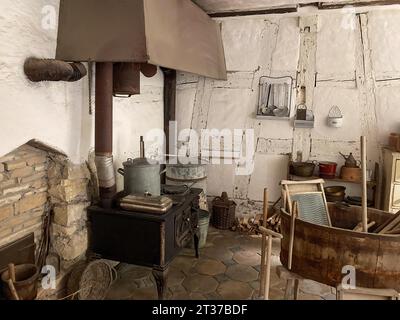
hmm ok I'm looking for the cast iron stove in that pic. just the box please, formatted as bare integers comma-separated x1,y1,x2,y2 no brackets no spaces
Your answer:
87,187,202,300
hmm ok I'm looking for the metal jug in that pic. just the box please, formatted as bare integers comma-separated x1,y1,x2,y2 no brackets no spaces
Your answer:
339,152,360,168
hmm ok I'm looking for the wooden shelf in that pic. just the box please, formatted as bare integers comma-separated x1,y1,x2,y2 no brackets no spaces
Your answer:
289,175,377,188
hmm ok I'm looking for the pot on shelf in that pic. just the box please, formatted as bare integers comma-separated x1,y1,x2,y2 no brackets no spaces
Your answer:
290,161,317,177
324,186,346,202
319,162,338,179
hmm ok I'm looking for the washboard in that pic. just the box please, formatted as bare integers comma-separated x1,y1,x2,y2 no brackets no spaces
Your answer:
281,179,331,227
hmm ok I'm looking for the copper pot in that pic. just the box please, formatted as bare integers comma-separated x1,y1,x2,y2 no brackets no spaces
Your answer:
290,161,317,177
319,162,337,179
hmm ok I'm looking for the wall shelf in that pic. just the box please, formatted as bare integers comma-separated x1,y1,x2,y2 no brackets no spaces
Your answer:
288,174,377,188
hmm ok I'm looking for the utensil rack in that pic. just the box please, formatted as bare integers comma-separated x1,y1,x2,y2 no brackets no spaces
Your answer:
256,76,293,120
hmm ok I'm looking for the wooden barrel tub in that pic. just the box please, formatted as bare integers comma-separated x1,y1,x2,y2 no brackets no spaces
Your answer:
280,204,400,290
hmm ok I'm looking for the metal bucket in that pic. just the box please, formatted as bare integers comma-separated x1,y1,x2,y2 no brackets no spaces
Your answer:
1,264,39,300
166,162,207,194
188,210,210,249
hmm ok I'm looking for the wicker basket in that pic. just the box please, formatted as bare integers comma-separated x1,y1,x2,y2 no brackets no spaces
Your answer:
211,192,236,230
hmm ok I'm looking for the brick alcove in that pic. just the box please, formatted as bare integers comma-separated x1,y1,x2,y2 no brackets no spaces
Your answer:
0,140,94,299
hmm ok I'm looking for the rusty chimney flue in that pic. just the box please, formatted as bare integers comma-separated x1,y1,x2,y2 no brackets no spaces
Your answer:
94,62,117,208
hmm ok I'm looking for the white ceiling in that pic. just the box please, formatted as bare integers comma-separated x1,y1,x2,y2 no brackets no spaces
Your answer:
193,0,386,13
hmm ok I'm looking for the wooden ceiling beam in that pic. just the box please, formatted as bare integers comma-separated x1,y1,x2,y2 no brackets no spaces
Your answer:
198,0,400,17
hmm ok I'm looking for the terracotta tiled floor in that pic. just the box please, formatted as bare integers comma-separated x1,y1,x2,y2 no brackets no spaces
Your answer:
106,227,336,300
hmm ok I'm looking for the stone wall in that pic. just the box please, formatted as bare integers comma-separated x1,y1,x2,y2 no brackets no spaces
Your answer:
49,156,91,263
0,143,93,299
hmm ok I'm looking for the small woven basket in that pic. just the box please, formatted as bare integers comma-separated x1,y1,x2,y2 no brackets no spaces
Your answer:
211,192,236,230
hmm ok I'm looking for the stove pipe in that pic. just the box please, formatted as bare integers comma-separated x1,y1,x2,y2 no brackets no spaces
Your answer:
95,62,116,208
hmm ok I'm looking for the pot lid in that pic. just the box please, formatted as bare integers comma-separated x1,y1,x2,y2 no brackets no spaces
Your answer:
123,157,159,167
166,156,209,168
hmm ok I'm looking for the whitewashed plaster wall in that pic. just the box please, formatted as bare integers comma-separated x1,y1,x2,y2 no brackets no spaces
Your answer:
176,7,400,211
0,0,164,191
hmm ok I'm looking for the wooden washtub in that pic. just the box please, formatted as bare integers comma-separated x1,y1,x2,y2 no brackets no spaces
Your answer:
280,204,400,290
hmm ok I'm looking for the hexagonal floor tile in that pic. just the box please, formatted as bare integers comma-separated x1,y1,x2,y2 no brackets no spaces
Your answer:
202,246,233,261
170,256,197,275
233,250,261,266
189,293,207,300
169,285,189,300
217,281,254,300
128,286,158,300
226,264,258,282
182,274,219,294
195,259,226,276
106,278,138,300
211,235,239,248
167,267,186,287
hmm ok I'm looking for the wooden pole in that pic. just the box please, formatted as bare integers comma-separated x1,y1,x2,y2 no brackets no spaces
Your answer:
259,226,283,300
264,236,273,300
7,279,19,300
259,188,268,298
288,201,298,270
8,264,16,283
7,264,19,300
361,136,368,233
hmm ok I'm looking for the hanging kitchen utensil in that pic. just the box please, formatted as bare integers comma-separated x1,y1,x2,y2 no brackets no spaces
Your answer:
328,105,343,128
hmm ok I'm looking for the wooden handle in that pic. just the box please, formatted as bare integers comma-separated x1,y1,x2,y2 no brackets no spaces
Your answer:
263,188,268,228
259,226,283,239
7,279,19,300
361,136,368,233
281,179,325,186
8,263,16,283
288,201,298,270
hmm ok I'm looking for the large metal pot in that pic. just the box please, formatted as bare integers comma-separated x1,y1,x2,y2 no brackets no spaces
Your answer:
118,158,161,196
290,161,317,177
166,160,207,194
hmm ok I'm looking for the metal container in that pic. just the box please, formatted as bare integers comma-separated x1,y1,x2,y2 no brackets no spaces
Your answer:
118,158,161,196
166,161,207,194
324,186,346,202
319,161,338,179
188,210,210,249
290,161,317,177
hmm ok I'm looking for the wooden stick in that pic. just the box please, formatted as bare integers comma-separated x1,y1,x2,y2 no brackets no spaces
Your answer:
264,235,273,300
259,188,268,298
379,214,400,234
361,136,368,233
8,264,16,283
7,279,19,300
288,201,298,270
259,226,283,239
263,188,268,228
281,179,325,185
383,227,400,235
353,221,376,232
374,210,400,233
